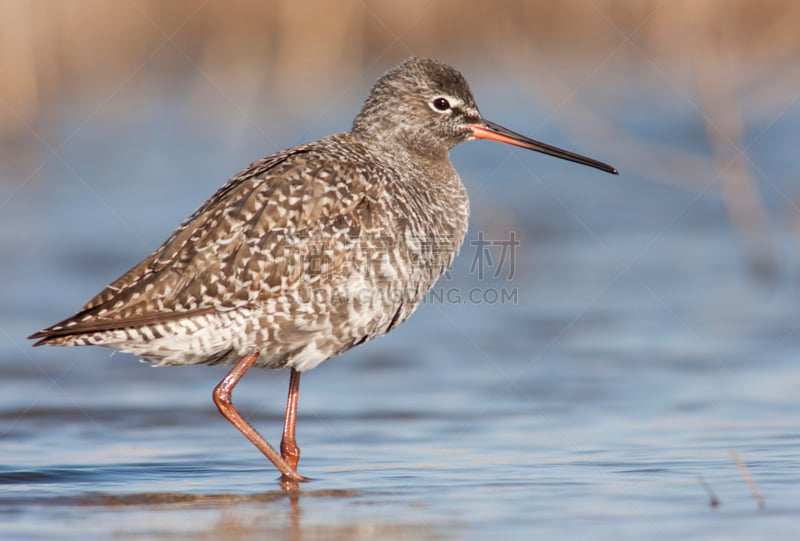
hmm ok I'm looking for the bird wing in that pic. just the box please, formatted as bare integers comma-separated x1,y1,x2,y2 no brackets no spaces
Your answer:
31,135,388,342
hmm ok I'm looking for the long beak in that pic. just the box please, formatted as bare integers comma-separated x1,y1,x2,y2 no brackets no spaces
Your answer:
469,120,618,175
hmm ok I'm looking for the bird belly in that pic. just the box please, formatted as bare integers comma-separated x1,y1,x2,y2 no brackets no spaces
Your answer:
258,271,418,372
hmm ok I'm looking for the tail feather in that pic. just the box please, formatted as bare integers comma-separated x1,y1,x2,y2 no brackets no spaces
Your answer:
29,306,216,347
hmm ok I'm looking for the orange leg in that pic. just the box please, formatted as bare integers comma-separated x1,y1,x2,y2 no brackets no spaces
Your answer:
213,354,308,482
281,369,302,471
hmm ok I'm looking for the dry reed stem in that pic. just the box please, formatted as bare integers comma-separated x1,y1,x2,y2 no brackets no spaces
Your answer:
696,474,720,508
730,449,766,510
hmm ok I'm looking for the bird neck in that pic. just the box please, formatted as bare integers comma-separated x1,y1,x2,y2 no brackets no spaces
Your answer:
351,126,450,169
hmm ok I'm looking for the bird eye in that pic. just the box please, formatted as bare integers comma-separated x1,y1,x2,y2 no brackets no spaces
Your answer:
432,97,451,111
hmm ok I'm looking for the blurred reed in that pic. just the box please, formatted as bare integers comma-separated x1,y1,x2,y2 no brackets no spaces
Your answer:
2,0,798,132
1,0,797,274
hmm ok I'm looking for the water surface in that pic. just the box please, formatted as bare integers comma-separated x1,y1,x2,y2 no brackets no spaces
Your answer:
2,79,799,540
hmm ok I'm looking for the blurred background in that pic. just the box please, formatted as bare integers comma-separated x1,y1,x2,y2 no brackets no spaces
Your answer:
3,0,800,273
2,2,800,540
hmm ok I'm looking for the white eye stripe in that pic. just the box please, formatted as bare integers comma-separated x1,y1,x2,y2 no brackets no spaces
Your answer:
428,95,463,113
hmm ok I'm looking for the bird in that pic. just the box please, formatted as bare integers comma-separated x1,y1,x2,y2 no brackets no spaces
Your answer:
29,57,617,483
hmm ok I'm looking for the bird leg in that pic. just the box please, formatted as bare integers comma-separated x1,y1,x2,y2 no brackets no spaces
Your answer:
281,369,302,471
213,353,308,482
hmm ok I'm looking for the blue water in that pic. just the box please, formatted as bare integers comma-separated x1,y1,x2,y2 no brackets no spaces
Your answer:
2,76,800,540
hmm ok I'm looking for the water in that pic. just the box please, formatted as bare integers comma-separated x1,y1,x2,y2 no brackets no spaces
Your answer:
2,82,800,540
